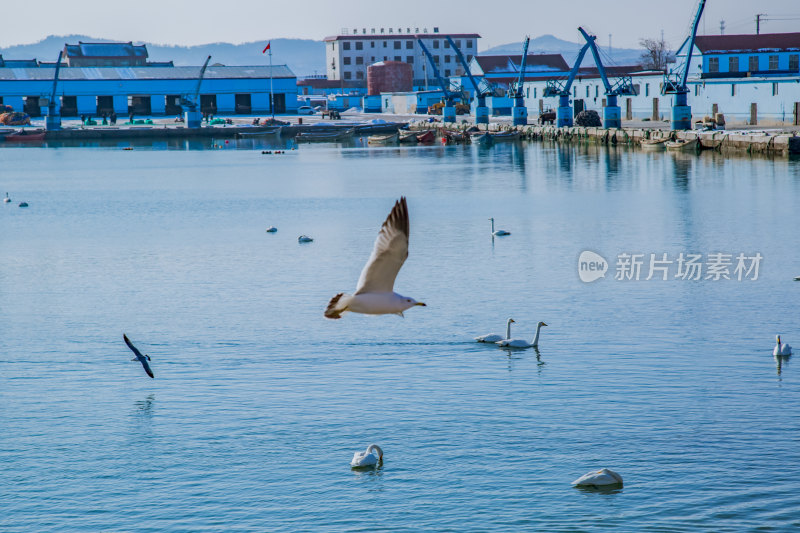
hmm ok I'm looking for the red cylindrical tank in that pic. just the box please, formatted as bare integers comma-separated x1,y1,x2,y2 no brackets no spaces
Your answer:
367,61,412,95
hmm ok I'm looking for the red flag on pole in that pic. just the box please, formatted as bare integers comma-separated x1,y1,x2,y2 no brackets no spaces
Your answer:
262,42,271,53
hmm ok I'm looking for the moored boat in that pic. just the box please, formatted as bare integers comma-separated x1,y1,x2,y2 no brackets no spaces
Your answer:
474,132,494,146
235,126,282,138
368,132,399,144
442,130,466,143
640,138,667,150
489,130,521,142
398,130,418,144
665,138,698,151
5,129,45,142
416,130,435,143
296,128,354,142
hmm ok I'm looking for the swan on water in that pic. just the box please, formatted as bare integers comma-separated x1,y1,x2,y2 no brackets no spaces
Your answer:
325,197,426,319
3,192,10,203
496,321,547,349
490,218,510,236
18,202,28,208
476,318,515,343
774,335,792,356
572,468,623,488
123,334,154,379
351,444,383,467
298,235,313,243
266,226,278,233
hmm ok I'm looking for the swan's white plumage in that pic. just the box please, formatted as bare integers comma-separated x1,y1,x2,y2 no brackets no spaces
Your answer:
351,444,383,467
298,235,313,243
490,217,510,236
325,197,425,319
572,468,623,487
497,321,547,349
774,335,792,356
476,318,515,343
266,226,277,233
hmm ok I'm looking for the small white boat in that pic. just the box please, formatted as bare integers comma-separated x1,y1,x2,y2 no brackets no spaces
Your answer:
665,138,698,151
640,138,667,150
368,132,399,144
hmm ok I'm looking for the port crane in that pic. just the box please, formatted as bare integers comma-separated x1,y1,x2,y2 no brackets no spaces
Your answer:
446,35,492,125
577,27,637,128
417,39,460,123
44,51,64,130
662,0,707,129
508,36,531,125
181,55,212,128
543,40,592,127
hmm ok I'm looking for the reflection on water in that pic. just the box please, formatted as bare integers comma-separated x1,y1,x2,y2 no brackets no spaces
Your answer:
134,394,155,418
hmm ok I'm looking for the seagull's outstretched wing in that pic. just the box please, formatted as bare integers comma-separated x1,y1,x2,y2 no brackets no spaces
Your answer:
355,197,409,295
123,334,155,379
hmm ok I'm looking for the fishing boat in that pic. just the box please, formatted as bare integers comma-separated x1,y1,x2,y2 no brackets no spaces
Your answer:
295,128,354,142
398,130,418,144
474,132,494,147
5,129,45,142
235,126,282,138
416,130,435,143
442,130,466,143
368,132,398,144
665,138,698,152
640,138,667,150
489,130,521,142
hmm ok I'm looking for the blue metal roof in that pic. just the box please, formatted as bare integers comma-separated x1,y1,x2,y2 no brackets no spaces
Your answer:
0,65,295,81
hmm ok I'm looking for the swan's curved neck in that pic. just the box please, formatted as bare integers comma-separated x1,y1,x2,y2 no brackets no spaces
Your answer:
532,323,543,346
366,444,383,460
506,319,513,339
490,219,495,233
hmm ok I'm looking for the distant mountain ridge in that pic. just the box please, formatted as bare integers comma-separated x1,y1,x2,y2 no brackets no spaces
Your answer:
0,35,327,77
483,34,645,68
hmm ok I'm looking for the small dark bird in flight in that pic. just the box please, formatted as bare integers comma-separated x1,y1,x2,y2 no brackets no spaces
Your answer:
123,334,154,379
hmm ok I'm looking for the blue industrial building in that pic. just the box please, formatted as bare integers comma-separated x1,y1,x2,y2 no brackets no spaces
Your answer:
678,33,800,79
0,42,298,117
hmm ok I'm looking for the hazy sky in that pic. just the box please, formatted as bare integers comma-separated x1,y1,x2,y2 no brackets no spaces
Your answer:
3,0,798,50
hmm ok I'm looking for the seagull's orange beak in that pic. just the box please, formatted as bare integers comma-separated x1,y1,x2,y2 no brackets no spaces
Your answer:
415,302,427,306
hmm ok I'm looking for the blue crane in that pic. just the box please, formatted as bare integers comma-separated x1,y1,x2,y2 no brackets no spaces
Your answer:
446,35,492,125
181,55,212,128
662,0,707,129
577,26,637,128
44,51,64,131
509,36,531,126
417,39,458,123
543,40,592,127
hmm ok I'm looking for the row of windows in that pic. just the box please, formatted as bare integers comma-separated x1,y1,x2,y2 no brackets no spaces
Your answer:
341,54,471,66
341,66,462,79
707,54,799,73
338,39,473,51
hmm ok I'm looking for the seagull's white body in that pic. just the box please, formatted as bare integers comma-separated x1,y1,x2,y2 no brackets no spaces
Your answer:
3,193,10,203
476,318,515,343
351,444,383,467
497,321,547,349
298,235,313,243
490,217,510,236
572,468,623,487
325,197,425,319
266,226,278,233
774,335,792,356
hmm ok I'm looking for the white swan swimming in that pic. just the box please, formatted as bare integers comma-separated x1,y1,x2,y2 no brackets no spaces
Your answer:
496,321,547,349
489,217,510,236
266,226,277,233
298,235,313,243
350,444,383,467
572,468,623,488
3,192,10,203
476,318,515,343
774,335,792,356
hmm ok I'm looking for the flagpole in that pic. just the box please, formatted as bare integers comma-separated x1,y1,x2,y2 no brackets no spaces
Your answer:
269,44,274,119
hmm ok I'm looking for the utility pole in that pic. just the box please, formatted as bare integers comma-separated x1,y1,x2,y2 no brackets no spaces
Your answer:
608,34,612,55
756,13,767,35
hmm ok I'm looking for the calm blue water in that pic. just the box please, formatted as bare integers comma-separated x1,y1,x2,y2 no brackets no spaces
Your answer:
1,139,799,531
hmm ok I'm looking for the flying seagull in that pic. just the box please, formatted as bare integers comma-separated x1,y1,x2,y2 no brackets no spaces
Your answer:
123,334,154,378
325,196,426,319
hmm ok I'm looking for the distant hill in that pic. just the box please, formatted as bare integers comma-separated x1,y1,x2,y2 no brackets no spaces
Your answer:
0,35,327,77
484,34,645,68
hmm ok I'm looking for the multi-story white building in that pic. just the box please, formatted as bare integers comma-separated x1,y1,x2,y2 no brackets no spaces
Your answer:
324,27,480,86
